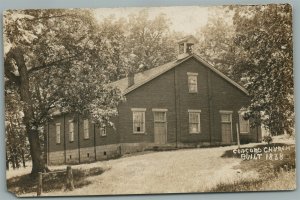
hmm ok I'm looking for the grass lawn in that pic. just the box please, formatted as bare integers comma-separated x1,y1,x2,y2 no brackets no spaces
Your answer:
7,167,105,196
7,136,296,196
210,142,296,192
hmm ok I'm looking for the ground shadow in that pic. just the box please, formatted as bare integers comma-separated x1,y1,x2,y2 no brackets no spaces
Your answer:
7,167,105,195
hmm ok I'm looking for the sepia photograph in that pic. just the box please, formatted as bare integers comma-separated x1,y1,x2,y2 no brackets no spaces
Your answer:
3,4,295,197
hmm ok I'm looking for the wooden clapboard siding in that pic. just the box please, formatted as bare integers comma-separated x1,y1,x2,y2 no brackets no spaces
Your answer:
47,54,262,165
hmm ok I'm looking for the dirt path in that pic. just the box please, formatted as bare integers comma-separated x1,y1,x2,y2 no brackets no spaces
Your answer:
43,145,259,196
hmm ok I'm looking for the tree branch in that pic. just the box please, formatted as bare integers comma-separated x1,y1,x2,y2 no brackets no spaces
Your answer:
27,54,80,75
28,37,90,75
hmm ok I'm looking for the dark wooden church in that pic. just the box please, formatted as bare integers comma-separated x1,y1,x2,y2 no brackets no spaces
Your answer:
46,36,261,165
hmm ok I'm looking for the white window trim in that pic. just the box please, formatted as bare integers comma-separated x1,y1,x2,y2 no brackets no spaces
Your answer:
132,108,146,134
55,123,61,144
69,120,74,142
188,110,201,134
187,72,198,93
131,108,146,112
83,119,89,139
188,109,202,113
219,110,233,114
152,108,168,112
238,108,247,114
187,72,198,76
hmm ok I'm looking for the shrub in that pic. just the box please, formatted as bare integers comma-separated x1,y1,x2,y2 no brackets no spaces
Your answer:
263,135,273,145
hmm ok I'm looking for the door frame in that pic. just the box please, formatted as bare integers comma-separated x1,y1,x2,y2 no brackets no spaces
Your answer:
219,110,233,144
152,108,168,144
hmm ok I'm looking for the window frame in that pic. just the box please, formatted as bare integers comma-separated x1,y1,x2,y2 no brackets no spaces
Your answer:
219,110,233,123
131,108,146,134
100,127,107,137
188,109,201,134
152,108,168,123
83,119,89,139
187,72,198,93
219,110,233,143
55,123,61,144
69,120,74,142
239,110,250,134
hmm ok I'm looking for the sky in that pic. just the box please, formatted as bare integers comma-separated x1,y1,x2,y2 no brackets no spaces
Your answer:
93,6,215,35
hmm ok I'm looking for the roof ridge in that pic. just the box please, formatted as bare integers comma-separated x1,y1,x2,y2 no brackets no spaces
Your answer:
110,54,248,96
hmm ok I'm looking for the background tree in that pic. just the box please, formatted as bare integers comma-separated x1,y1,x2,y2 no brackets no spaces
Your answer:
5,89,29,170
92,16,128,81
195,5,294,136
123,10,178,74
89,10,180,81
232,4,294,135
195,7,237,79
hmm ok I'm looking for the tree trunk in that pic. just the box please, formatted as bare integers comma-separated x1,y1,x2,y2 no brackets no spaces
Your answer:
43,127,48,166
22,149,26,168
15,155,20,169
13,147,20,168
28,129,48,174
11,155,16,169
6,47,49,175
6,151,9,170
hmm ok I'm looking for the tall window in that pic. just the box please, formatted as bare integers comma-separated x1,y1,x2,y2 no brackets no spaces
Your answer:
188,110,201,133
132,108,146,134
100,127,106,137
239,112,250,134
187,72,198,93
83,119,89,139
69,120,74,142
56,123,61,144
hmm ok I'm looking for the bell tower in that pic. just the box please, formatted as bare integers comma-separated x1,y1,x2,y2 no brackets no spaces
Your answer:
177,35,198,59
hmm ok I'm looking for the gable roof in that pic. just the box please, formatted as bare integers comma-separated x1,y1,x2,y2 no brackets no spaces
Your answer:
110,54,249,95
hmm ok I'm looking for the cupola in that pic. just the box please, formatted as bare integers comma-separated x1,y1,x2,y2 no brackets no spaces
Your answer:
177,35,198,59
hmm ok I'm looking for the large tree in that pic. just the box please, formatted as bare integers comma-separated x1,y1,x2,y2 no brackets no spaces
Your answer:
4,9,123,175
232,4,294,135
